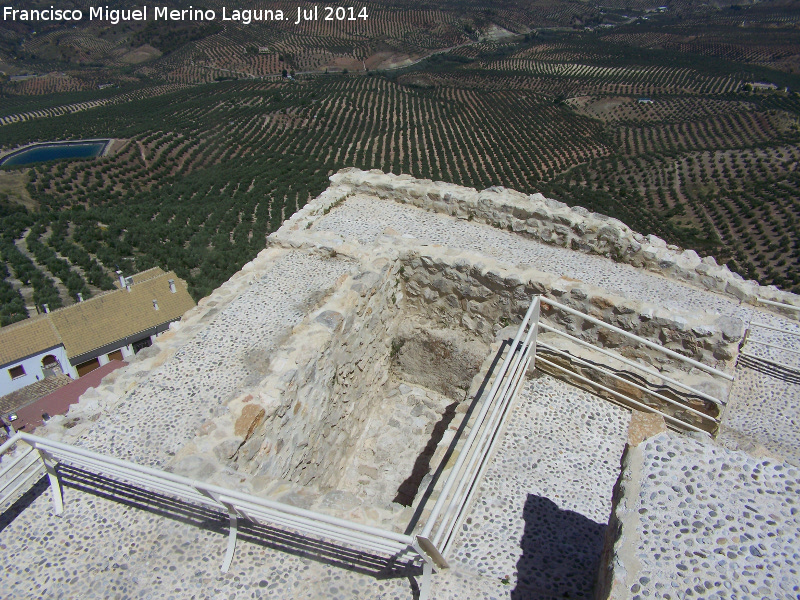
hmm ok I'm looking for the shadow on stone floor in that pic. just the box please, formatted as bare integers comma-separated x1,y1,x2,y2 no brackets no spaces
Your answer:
0,473,48,534
56,464,424,592
737,354,800,384
393,400,459,507
511,494,606,600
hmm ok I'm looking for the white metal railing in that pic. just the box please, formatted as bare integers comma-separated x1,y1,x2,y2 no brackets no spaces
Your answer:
420,296,540,557
742,339,800,356
536,322,725,406
0,292,737,593
0,431,445,600
534,297,728,433
541,298,733,382
0,437,43,508
743,311,800,373
748,321,800,337
535,343,714,426
756,297,800,312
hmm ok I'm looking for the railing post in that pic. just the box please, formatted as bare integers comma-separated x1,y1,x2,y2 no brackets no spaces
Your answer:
6,433,423,595
434,304,539,551
412,536,448,600
530,296,540,373
419,560,433,600
220,501,239,573
38,449,64,516
421,296,541,541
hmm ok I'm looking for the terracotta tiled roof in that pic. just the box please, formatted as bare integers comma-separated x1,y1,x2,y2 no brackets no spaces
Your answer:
0,269,195,365
0,316,62,366
50,269,195,358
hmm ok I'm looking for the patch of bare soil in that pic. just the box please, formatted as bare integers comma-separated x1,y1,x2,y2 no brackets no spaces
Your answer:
482,24,516,42
0,170,36,210
587,96,630,114
323,56,364,72
106,138,130,157
365,50,421,70
120,45,162,64
565,95,593,108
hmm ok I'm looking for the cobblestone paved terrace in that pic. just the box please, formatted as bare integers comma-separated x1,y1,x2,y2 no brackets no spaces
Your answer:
1,171,799,600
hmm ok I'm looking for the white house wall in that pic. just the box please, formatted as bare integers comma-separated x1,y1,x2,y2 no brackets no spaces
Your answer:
1,345,76,397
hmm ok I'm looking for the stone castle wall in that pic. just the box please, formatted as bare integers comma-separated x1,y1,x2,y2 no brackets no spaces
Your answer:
169,256,404,493
235,263,401,490
330,169,800,313
38,167,761,486
398,247,734,430
270,183,746,431
400,248,741,373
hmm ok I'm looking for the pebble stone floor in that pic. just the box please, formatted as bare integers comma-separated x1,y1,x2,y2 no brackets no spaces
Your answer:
720,310,800,464
75,249,353,467
436,374,631,600
0,372,629,600
626,431,800,600
314,195,754,321
3,193,799,599
1,476,421,600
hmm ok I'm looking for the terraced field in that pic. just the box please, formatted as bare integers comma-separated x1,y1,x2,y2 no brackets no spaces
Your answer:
2,1,800,324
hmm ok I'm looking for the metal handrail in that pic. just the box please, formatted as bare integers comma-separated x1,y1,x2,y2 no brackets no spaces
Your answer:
757,297,800,312
744,318,800,372
537,322,725,406
745,339,800,356
0,440,34,475
0,299,544,598
439,320,538,557
536,341,718,423
540,297,734,381
419,291,724,558
535,297,729,431
0,443,42,508
0,289,748,593
437,322,535,550
0,431,442,599
536,355,706,434
420,296,540,550
749,321,800,338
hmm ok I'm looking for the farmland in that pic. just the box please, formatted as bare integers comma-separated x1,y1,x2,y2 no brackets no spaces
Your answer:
2,0,800,323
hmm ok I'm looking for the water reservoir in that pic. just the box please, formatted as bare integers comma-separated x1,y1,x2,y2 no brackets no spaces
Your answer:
0,140,111,167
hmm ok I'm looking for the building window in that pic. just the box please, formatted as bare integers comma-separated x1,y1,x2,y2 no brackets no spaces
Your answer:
8,365,26,379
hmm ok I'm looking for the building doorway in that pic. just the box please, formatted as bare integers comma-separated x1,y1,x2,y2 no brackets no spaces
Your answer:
132,337,152,353
76,358,100,377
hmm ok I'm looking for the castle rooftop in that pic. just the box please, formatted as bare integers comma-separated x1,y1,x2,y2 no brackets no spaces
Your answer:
1,169,799,599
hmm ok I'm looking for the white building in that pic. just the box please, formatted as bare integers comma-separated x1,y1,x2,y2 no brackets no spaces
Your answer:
0,268,195,397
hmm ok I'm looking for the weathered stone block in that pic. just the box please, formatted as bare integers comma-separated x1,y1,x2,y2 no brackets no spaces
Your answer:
235,404,266,440
214,438,244,460
627,410,667,446
715,316,745,342
315,310,344,331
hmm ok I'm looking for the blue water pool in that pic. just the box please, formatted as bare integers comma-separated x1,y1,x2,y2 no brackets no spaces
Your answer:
0,140,111,167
